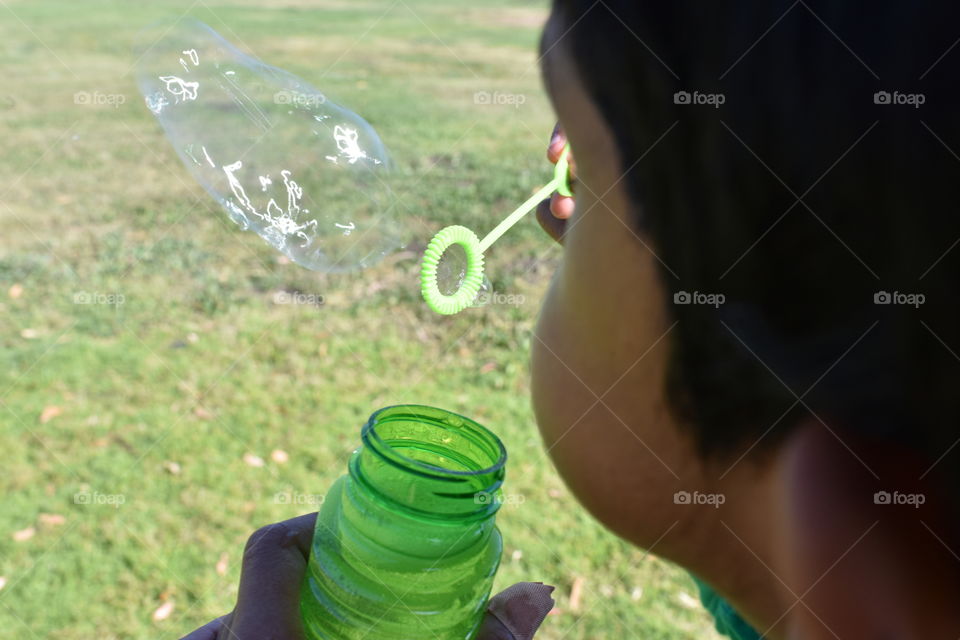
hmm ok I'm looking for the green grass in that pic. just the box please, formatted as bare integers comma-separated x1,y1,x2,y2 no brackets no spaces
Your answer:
0,1,723,638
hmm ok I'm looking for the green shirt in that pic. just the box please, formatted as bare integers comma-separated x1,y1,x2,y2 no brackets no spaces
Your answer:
691,575,763,640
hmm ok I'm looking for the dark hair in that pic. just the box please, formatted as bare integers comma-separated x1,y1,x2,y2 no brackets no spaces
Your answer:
551,1,960,483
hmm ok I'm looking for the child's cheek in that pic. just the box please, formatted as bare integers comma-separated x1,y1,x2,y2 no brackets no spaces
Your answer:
530,273,611,509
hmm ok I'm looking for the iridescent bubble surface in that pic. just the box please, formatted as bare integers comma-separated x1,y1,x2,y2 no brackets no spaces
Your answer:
135,19,404,272
435,243,493,307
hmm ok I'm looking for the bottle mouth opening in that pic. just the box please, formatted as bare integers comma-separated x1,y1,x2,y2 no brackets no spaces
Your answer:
362,404,507,479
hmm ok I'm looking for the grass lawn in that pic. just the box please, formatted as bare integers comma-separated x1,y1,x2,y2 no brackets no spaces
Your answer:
0,1,723,638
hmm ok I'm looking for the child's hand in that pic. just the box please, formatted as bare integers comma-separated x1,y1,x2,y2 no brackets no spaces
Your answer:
181,513,555,640
536,123,577,244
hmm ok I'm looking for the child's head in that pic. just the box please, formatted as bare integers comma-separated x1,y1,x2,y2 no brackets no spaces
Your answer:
532,1,960,635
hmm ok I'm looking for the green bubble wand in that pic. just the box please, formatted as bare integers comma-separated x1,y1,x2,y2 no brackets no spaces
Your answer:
420,146,572,315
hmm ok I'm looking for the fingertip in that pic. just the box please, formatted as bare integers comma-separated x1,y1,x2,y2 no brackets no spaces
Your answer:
547,126,566,164
547,142,567,165
536,198,566,244
550,193,575,220
485,582,556,640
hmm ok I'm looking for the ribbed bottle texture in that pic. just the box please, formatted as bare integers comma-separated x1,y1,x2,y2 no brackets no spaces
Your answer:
301,405,507,640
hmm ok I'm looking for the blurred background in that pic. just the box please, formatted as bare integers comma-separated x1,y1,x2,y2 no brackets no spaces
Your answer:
0,1,722,637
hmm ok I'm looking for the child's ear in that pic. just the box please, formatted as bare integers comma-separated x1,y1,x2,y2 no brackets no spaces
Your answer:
779,421,960,639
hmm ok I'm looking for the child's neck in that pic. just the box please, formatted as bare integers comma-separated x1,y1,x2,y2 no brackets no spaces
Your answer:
669,449,792,640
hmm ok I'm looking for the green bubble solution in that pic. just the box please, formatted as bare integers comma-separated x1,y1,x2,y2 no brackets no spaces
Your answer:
301,405,507,639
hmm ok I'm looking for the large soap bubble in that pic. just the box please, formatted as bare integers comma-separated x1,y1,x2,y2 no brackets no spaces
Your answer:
134,19,404,272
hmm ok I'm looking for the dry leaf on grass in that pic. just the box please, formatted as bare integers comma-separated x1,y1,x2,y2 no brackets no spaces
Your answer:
243,453,264,468
677,591,700,609
216,552,229,576
12,527,35,542
39,406,62,424
152,599,175,622
38,513,66,527
569,576,584,613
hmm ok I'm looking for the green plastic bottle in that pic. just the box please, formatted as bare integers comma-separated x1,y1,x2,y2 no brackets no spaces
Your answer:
300,404,507,639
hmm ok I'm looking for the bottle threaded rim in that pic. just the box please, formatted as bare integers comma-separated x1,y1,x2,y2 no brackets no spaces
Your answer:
361,404,507,480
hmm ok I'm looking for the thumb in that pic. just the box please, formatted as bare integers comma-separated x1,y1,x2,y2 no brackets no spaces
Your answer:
476,582,556,640
225,512,317,640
